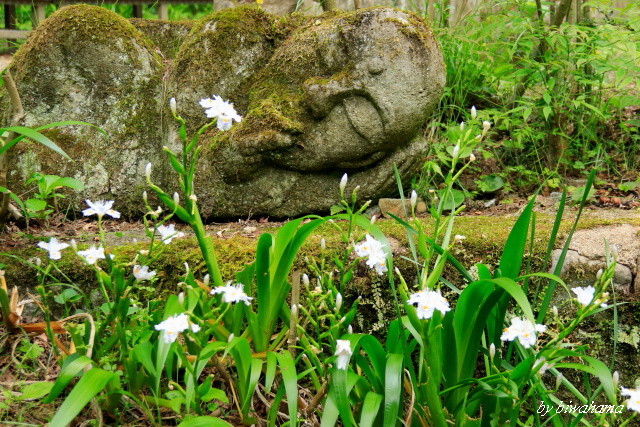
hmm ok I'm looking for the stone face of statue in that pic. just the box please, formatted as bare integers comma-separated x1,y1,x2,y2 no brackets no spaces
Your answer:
7,5,445,218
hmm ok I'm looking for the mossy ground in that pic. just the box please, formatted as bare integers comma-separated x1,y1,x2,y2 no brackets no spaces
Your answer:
2,210,637,322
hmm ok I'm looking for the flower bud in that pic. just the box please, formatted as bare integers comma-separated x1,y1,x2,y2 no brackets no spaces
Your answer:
452,144,460,158
35,257,42,267
455,234,466,241
410,190,418,211
596,269,603,279
320,238,326,252
142,191,148,204
460,121,465,131
178,292,184,304
471,106,477,120
169,97,177,116
173,192,180,206
611,245,619,260
228,333,235,343
553,305,558,318
183,262,189,275
339,173,348,195
291,303,298,319
394,266,402,276
336,292,343,311
139,249,149,256
361,200,371,210
189,194,197,202
203,274,210,286
302,273,310,289
482,121,491,136
469,152,476,162
347,325,353,334
70,239,78,252
489,343,495,360
613,371,619,389
351,186,361,202
370,215,377,224
145,162,152,181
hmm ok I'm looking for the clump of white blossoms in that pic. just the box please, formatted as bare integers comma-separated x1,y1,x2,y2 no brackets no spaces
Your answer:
572,285,608,308
500,317,546,349
621,387,640,413
133,265,156,282
334,339,352,370
37,237,69,260
210,283,253,305
406,290,451,320
82,200,120,219
154,313,201,344
199,95,242,131
156,224,185,245
354,234,387,275
77,246,106,265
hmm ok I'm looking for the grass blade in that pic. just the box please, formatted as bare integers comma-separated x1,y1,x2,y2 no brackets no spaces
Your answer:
49,368,116,427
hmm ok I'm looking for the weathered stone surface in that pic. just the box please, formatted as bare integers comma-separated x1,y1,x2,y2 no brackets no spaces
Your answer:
550,224,640,293
6,5,445,218
378,198,427,219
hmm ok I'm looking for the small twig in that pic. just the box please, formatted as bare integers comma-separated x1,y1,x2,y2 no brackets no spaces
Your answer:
403,369,415,426
288,271,301,358
305,381,327,417
0,70,24,226
211,354,241,415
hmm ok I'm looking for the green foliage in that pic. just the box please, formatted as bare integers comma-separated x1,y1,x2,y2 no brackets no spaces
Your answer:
422,0,640,195
6,96,635,426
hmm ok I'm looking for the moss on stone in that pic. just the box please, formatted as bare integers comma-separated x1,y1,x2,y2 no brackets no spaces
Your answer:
129,18,193,59
12,5,159,85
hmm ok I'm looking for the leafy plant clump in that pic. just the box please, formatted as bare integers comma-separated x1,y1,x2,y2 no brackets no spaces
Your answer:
0,99,637,426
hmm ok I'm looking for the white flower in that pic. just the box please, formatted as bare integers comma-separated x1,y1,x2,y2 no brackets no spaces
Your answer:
410,190,418,211
335,339,352,370
145,163,152,181
572,286,596,307
133,265,156,282
82,200,120,219
156,224,185,244
37,237,69,260
406,290,451,320
169,97,177,115
500,317,546,349
354,234,387,275
454,234,466,241
471,106,477,120
77,246,106,265
621,387,640,413
339,173,348,194
154,313,200,344
199,95,242,131
210,283,253,305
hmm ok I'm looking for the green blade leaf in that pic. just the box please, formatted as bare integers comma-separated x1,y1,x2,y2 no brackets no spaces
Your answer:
275,351,298,427
177,416,233,427
49,368,116,427
359,392,383,427
43,354,93,403
383,353,404,427
0,126,71,160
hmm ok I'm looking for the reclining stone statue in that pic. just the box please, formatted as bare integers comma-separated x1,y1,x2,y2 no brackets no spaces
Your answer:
5,4,444,218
